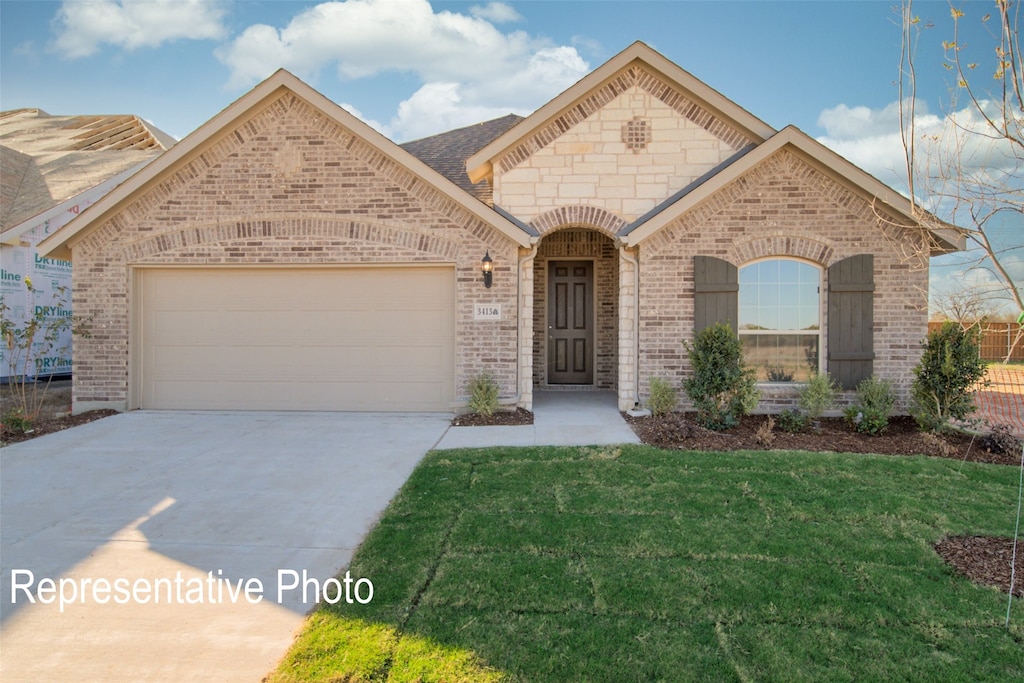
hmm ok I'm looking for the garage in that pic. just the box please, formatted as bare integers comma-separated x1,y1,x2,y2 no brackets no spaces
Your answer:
136,266,455,411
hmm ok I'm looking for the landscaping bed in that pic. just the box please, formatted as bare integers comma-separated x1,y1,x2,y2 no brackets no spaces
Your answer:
623,412,1021,466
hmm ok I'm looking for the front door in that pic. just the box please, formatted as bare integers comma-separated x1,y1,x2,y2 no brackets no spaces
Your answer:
548,261,593,384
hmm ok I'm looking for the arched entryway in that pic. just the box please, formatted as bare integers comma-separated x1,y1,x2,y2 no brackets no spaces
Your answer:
533,228,619,390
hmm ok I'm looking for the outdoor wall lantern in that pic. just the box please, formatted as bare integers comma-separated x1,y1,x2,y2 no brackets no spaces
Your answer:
481,252,493,288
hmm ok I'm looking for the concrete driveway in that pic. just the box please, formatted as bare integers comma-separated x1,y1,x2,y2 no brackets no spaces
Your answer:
1,410,451,682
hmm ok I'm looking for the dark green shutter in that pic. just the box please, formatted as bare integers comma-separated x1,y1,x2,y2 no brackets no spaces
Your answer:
827,254,874,389
693,256,738,333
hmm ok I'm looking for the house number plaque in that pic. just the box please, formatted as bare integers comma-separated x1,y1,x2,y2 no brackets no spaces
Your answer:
474,304,501,320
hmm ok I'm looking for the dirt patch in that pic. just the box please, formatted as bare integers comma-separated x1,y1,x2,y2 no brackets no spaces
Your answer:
452,408,534,426
1,409,119,445
935,535,1024,598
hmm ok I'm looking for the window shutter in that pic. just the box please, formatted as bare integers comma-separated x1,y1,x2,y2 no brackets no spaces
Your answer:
693,256,738,333
827,254,874,389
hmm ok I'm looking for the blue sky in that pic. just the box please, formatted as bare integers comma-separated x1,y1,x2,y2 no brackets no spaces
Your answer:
1,0,1019,313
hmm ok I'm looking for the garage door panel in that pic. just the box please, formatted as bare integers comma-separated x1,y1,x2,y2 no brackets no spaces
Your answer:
140,268,455,411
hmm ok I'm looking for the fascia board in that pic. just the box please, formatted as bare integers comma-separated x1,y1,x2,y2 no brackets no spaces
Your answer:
38,70,530,258
624,126,962,255
466,41,776,183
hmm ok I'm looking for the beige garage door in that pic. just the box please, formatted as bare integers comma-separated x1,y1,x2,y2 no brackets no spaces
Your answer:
138,267,455,411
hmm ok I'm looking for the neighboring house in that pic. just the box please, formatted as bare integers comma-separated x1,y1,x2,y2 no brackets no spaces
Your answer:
38,42,961,415
1,108,173,380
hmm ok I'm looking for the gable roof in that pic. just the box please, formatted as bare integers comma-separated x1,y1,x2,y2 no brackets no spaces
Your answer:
37,70,531,259
466,41,776,184
0,108,172,235
621,125,964,255
401,114,523,204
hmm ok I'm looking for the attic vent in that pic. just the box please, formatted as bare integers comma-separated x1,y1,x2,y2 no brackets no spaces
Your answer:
623,117,651,153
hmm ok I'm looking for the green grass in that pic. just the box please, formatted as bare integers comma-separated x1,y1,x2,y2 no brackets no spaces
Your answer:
270,446,1024,682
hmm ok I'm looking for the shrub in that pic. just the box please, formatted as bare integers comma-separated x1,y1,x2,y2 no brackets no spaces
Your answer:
844,376,896,435
910,322,986,432
1,280,89,428
799,372,839,422
682,323,759,430
466,372,499,417
777,409,807,433
755,416,776,448
980,423,1021,456
647,377,678,416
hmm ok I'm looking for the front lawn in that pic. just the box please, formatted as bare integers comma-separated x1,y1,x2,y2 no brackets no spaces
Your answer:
270,446,1024,682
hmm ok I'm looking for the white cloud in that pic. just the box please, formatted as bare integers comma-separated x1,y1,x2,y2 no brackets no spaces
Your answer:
818,99,1023,316
469,2,522,23
215,0,589,141
815,100,944,189
816,98,1022,197
51,0,227,59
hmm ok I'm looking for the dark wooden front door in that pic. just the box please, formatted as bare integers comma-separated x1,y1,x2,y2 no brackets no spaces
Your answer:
548,261,593,384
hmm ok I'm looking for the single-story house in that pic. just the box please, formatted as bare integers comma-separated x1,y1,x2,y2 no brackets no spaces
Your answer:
38,42,962,415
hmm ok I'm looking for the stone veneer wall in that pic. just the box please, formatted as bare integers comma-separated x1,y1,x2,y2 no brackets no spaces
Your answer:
69,92,522,412
493,65,752,225
532,229,619,390
636,149,929,413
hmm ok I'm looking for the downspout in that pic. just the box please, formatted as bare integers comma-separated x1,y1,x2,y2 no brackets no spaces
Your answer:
619,244,641,408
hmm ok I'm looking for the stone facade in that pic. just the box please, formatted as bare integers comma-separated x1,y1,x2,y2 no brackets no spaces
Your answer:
494,66,750,224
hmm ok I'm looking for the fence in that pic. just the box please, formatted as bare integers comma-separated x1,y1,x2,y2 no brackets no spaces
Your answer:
974,365,1024,437
927,322,1024,363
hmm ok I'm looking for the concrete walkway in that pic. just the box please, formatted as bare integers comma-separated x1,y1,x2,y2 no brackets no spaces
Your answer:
1,394,638,682
436,390,640,449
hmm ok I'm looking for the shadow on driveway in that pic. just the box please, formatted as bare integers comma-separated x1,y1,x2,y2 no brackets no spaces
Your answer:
1,410,450,681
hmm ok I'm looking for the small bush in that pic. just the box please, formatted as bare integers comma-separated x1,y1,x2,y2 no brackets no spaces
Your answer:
466,372,499,417
682,323,759,430
799,372,839,422
755,416,776,448
980,423,1021,456
1,408,33,435
844,376,896,435
647,377,678,416
910,322,986,432
777,409,807,433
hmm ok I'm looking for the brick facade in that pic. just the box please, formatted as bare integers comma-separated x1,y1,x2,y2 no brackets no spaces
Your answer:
532,229,619,390
69,92,522,411
636,149,929,412
50,47,946,417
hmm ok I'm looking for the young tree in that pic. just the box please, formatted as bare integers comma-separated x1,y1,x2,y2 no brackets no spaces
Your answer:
898,1,1023,346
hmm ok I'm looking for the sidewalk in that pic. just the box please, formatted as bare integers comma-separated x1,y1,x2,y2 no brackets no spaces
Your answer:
435,390,639,449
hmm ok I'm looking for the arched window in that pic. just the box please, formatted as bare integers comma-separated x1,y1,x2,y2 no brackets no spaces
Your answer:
738,259,821,382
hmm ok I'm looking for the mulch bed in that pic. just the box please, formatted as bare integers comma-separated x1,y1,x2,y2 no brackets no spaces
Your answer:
451,407,534,426
0,409,118,446
623,413,1022,466
935,535,1024,598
